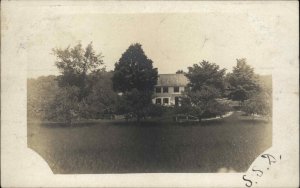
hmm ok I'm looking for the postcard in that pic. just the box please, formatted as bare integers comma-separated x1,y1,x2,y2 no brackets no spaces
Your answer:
1,1,299,187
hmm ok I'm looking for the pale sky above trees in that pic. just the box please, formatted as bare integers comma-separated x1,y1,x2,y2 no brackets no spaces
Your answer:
13,1,297,78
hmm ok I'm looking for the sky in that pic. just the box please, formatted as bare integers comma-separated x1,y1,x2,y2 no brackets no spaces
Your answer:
9,1,296,78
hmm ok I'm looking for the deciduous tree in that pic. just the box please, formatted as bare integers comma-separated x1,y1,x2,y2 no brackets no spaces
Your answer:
242,91,272,119
52,42,104,99
176,70,185,74
180,61,229,119
185,60,226,92
227,58,260,102
27,76,59,120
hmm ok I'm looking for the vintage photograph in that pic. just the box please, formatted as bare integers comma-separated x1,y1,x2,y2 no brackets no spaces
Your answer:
2,1,299,187
26,13,273,174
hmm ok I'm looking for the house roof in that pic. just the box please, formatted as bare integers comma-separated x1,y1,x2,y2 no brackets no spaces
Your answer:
156,74,189,86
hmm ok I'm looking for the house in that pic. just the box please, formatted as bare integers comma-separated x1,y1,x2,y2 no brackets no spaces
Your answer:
152,74,189,106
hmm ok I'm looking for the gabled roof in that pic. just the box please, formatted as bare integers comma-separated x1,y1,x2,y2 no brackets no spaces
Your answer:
156,74,189,86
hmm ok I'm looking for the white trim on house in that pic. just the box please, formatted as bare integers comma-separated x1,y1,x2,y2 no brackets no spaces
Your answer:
152,74,188,106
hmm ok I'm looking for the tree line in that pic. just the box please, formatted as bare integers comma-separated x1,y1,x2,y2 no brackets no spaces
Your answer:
27,42,272,123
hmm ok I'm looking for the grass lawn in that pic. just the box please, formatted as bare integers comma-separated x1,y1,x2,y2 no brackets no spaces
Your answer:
27,111,272,174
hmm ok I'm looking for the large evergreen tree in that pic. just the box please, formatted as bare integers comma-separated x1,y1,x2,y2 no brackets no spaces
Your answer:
112,43,158,121
113,43,157,92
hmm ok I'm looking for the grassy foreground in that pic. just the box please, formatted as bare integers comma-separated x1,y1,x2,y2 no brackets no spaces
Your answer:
28,112,271,174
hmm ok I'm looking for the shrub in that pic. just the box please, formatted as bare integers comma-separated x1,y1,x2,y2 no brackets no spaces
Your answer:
242,91,272,117
146,104,165,118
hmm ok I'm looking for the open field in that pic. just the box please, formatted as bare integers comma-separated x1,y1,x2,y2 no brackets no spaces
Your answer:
28,112,272,174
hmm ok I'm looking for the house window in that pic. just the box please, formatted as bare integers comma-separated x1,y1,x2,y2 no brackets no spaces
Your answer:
163,87,168,93
163,98,169,105
174,86,179,93
155,87,161,93
175,97,179,106
155,98,161,104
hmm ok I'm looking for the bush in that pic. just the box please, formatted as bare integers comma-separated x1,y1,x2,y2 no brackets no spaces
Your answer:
206,100,232,117
174,99,231,119
146,104,165,118
242,91,272,117
27,71,119,123
46,86,80,123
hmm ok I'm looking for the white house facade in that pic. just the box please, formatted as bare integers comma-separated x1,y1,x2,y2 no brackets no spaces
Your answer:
152,74,189,106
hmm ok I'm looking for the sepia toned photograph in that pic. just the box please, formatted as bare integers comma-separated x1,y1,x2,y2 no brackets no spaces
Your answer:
1,1,298,187
26,13,273,174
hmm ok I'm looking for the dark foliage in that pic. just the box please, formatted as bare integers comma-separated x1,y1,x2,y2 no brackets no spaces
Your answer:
179,61,229,119
112,43,158,93
185,60,226,92
112,43,158,121
27,71,118,122
227,58,260,102
176,70,185,74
